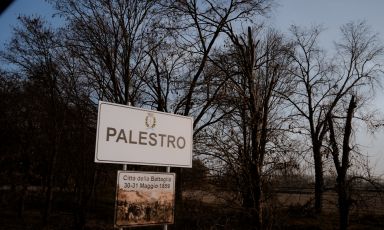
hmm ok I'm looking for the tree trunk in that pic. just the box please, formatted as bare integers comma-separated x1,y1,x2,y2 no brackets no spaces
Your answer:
253,167,263,230
313,145,324,214
241,165,263,230
337,96,355,230
43,143,58,224
337,178,349,230
327,96,356,230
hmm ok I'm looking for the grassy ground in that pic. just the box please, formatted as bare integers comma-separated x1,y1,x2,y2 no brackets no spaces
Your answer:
0,189,383,229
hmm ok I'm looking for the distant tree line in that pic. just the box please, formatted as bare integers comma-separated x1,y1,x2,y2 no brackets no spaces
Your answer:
1,0,383,229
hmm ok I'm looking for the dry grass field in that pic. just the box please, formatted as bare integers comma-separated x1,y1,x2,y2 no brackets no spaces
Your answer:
0,188,383,229
182,188,384,229
275,189,384,214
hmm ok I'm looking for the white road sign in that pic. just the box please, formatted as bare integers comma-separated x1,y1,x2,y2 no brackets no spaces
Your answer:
95,101,193,167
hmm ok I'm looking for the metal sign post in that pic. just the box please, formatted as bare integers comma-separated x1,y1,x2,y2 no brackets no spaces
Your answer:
163,166,171,230
119,164,127,230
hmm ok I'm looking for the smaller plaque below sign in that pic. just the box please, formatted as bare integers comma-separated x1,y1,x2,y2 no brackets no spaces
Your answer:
114,171,176,227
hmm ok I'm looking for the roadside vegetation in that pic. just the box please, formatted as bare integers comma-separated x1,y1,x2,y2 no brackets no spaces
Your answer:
1,1,384,229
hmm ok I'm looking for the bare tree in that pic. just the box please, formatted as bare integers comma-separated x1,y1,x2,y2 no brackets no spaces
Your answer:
325,21,384,230
1,14,100,228
0,16,65,223
160,0,273,120
283,25,333,213
199,25,294,228
52,0,162,105
283,21,383,214
141,0,275,212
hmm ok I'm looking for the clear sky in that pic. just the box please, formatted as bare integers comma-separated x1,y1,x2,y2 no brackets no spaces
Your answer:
0,0,383,175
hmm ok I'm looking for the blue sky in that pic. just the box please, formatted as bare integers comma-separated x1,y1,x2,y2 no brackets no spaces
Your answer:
0,0,57,48
272,0,384,50
1,0,383,175
2,0,384,51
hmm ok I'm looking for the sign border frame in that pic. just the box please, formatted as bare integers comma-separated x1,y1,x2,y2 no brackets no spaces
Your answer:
95,101,193,168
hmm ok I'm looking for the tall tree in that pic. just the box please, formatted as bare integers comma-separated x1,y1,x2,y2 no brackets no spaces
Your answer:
284,24,332,214
144,0,275,211
326,21,384,230
1,15,99,228
285,21,384,214
1,16,65,223
200,26,294,228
